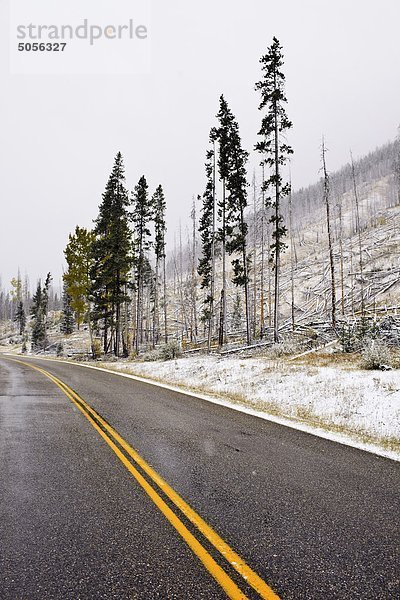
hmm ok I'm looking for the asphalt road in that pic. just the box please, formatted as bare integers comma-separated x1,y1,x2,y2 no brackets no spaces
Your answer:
0,355,399,599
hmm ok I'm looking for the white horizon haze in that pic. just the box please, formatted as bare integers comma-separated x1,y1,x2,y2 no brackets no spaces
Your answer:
1,0,399,291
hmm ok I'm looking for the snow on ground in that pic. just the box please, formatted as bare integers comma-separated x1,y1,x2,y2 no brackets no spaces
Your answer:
101,355,400,450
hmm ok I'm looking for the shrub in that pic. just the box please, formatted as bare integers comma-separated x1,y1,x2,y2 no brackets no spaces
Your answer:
160,340,182,361
141,348,162,362
340,317,379,353
360,339,392,370
56,342,64,357
91,339,102,360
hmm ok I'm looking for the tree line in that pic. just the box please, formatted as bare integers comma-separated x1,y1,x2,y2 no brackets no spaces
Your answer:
56,36,293,356
2,37,399,356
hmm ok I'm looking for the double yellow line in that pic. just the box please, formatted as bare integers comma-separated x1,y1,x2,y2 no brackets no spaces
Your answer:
10,358,280,600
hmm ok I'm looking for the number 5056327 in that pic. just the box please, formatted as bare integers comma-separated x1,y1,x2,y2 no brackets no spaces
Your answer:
18,42,67,51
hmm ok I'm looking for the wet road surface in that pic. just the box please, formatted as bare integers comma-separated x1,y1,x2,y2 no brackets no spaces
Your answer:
0,355,399,599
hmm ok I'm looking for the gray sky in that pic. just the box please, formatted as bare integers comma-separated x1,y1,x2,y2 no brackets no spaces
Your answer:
1,0,399,290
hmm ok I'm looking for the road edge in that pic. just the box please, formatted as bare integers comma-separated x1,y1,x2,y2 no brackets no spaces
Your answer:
2,352,399,462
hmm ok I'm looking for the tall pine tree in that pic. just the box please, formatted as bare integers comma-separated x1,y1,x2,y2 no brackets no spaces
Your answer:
215,97,231,346
198,136,217,352
31,281,45,351
132,176,152,352
212,96,251,345
91,153,132,356
14,300,26,335
223,101,251,345
152,185,167,346
255,37,293,342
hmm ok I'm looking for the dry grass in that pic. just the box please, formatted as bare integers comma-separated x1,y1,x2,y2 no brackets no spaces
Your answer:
290,350,361,369
94,360,400,456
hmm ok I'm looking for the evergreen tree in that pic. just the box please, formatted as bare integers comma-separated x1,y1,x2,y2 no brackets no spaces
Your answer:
221,97,251,345
189,196,198,342
152,185,167,345
210,96,251,345
394,126,400,204
198,136,217,352
31,281,46,351
42,273,52,351
42,273,52,316
91,153,132,356
231,291,242,330
14,300,26,335
131,175,152,352
214,97,231,345
255,37,293,342
60,282,75,334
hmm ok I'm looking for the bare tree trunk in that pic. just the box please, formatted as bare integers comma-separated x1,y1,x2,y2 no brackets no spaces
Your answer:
135,269,142,353
349,237,355,317
252,172,257,338
191,198,198,342
163,256,168,344
103,286,109,354
87,301,94,358
241,206,251,346
350,151,365,317
260,165,265,338
273,89,280,343
337,199,345,317
207,141,216,353
267,221,272,327
288,180,295,331
153,257,159,348
322,138,336,329
219,178,227,347
122,288,129,357
174,254,189,341
115,272,121,357
179,222,185,341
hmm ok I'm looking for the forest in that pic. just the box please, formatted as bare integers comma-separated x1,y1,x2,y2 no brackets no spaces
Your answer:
1,37,400,362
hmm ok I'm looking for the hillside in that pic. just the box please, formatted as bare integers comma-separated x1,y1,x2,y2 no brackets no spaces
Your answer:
1,138,399,353
161,139,400,348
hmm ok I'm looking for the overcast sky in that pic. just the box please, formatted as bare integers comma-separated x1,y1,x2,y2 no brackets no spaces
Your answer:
1,0,399,291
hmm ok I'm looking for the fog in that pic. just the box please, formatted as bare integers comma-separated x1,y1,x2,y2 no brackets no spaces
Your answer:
1,0,399,289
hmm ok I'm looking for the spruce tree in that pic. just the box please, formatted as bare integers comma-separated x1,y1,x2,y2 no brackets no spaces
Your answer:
222,98,251,345
189,196,198,342
198,136,217,352
212,96,251,345
60,282,75,334
42,273,52,351
255,37,293,342
131,175,152,352
14,300,26,335
152,185,167,345
215,97,231,345
31,281,46,351
91,153,132,356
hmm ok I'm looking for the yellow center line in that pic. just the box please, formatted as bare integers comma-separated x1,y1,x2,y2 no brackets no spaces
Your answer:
8,358,280,600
